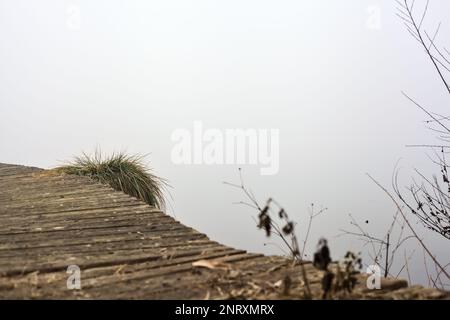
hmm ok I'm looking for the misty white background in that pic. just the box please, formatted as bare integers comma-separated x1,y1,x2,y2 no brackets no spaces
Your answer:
1,0,449,286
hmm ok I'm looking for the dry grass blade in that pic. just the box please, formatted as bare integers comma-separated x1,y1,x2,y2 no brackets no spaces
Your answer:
192,259,231,270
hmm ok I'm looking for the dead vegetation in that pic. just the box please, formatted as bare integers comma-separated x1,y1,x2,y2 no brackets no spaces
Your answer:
225,169,370,299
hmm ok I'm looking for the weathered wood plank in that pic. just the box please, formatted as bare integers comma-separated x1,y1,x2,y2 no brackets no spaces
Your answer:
0,163,448,300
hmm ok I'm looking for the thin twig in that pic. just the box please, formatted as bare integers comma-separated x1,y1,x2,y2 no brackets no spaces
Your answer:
367,174,450,279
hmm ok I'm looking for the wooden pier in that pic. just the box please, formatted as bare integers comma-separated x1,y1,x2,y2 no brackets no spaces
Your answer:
0,163,447,299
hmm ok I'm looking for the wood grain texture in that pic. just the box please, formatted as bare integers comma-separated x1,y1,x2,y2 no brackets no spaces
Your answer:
0,163,448,299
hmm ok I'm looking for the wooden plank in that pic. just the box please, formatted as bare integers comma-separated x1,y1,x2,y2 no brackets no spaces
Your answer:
0,163,448,300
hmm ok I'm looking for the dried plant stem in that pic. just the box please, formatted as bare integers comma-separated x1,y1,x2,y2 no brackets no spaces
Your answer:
367,174,450,279
225,169,313,299
385,233,390,278
399,0,450,94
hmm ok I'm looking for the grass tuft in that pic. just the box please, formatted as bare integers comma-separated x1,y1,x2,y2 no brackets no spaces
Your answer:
56,152,167,209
